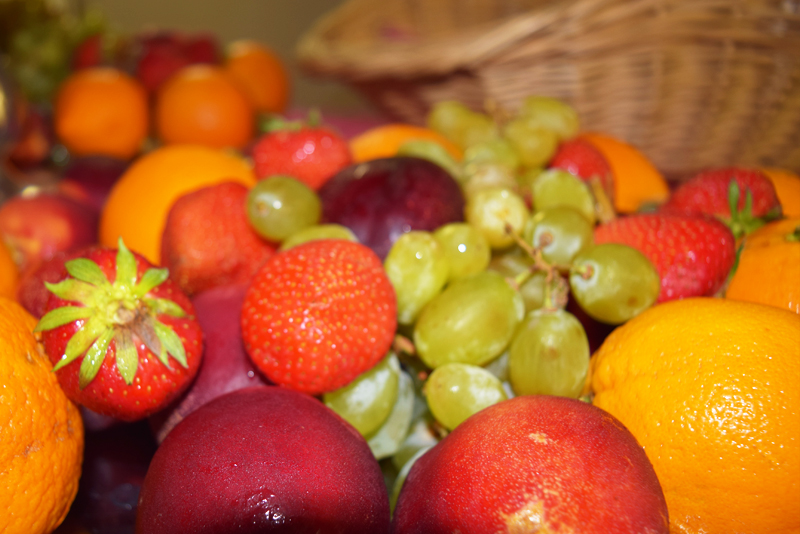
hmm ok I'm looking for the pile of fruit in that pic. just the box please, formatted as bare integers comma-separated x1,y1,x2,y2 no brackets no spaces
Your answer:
1,6,799,534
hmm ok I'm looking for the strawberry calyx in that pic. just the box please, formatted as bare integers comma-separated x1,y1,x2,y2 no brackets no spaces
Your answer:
725,180,782,238
258,108,323,134
34,238,189,389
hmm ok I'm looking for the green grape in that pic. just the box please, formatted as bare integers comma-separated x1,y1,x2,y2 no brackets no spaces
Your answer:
323,353,400,437
397,140,462,181
508,308,589,398
482,350,510,384
531,169,597,224
366,369,416,460
433,222,491,282
390,445,433,514
524,206,595,266
424,362,508,430
414,270,525,368
502,118,559,169
384,231,450,325
464,187,530,249
461,162,518,199
390,412,439,472
487,247,547,312
246,175,321,242
518,96,580,141
279,223,358,251
569,243,660,324
427,100,474,141
455,112,498,150
463,138,520,171
516,166,543,203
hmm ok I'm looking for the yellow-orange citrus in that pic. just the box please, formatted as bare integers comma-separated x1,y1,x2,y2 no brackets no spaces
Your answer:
761,167,800,217
224,40,291,115
154,64,255,150
581,132,670,213
725,217,799,314
350,123,464,163
591,297,800,534
0,241,19,300
54,67,149,160
99,144,256,264
0,297,84,534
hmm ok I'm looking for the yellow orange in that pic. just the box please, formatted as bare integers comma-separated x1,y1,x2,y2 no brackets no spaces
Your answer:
54,67,149,160
591,297,800,534
0,297,84,534
224,40,291,115
350,123,464,163
761,167,800,217
154,64,255,150
99,144,256,264
581,132,670,213
725,217,799,314
0,242,19,301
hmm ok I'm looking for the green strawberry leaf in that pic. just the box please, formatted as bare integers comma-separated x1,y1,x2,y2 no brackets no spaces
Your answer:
114,328,139,385
62,314,108,365
134,267,169,298
65,258,110,288
42,279,99,306
144,297,186,318
78,328,114,389
115,238,138,291
153,320,188,368
34,305,93,332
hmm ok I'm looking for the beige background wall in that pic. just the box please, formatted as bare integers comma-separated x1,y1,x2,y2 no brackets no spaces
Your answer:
89,0,375,114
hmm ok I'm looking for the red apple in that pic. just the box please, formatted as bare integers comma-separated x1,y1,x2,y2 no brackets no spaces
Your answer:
392,395,669,533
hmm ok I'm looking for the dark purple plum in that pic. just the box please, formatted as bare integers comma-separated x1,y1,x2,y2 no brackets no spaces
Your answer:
318,157,464,259
149,283,271,443
136,386,391,534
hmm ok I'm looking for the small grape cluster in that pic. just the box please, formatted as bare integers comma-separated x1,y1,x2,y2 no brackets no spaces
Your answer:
242,97,661,508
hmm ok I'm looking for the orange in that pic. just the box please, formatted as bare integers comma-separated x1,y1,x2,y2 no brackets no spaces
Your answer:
0,297,84,534
725,217,800,314
349,123,464,163
591,297,800,534
581,132,670,214
761,167,800,217
54,67,149,160
154,64,255,150
99,144,256,264
0,241,19,300
224,40,291,115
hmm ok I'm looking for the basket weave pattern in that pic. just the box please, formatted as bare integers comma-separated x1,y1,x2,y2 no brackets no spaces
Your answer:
297,0,800,179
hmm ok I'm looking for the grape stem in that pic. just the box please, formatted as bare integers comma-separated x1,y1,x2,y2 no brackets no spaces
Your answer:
589,176,617,224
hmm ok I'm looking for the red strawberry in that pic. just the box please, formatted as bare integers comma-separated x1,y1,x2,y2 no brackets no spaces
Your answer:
34,239,203,421
251,114,353,190
241,239,397,395
549,137,615,202
594,213,737,302
662,167,782,237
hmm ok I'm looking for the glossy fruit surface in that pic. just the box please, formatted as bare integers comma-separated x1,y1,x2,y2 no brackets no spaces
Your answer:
392,395,668,534
136,386,391,534
154,64,254,149
54,67,148,160
725,217,800,314
0,297,84,534
318,157,465,259
99,144,256,264
246,176,321,242
591,298,800,534
762,167,800,217
224,39,290,114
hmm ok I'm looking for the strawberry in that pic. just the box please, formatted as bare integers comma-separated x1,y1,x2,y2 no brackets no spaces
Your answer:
594,213,737,302
549,137,615,202
251,113,353,190
34,239,203,421
240,239,397,395
661,167,782,237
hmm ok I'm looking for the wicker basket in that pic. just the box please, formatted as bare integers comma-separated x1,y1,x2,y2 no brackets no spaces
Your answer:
296,0,800,180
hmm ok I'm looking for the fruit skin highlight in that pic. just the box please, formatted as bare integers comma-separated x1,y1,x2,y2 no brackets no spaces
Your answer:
392,395,669,534
136,386,391,534
591,297,800,534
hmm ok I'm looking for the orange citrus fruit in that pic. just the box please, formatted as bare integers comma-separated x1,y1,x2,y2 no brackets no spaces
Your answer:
349,123,464,163
0,297,84,534
591,297,800,534
154,64,255,150
725,217,799,314
0,242,19,300
761,167,800,217
54,67,149,160
224,40,291,115
99,144,256,264
581,132,670,213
